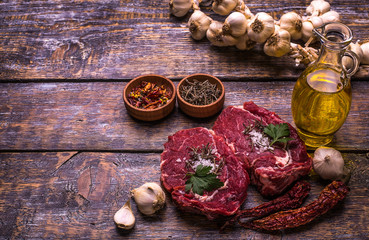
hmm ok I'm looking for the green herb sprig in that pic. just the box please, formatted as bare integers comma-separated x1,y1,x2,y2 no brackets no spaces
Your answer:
263,123,294,146
185,165,224,195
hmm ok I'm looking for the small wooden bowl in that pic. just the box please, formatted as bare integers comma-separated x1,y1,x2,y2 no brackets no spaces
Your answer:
177,74,225,118
123,75,176,121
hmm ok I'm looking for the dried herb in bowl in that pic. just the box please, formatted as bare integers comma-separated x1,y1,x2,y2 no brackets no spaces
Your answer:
179,79,221,106
127,81,173,109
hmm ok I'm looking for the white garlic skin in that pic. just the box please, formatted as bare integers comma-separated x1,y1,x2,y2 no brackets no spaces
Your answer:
313,147,345,180
188,10,212,40
264,28,291,57
113,200,135,230
247,12,275,43
309,16,324,28
169,0,193,17
223,12,248,37
131,182,166,216
360,41,369,65
207,20,228,47
306,0,331,16
279,12,303,40
222,33,239,46
320,11,340,24
301,21,314,43
343,41,364,70
236,33,256,50
212,0,238,16
348,41,364,62
301,17,323,42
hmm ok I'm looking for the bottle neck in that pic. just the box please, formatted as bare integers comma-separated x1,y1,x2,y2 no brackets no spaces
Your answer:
316,44,345,69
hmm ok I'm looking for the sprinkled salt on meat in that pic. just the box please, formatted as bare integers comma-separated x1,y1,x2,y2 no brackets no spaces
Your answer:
213,102,312,197
160,127,250,219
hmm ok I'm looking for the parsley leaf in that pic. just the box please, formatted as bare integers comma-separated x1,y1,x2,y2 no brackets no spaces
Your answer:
264,123,294,146
185,165,224,195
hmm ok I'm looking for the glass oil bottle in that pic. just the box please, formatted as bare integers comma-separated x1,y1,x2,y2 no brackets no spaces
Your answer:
291,22,359,147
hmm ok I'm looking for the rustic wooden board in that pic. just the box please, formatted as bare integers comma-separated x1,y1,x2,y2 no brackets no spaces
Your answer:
0,152,367,239
0,0,368,80
0,81,368,151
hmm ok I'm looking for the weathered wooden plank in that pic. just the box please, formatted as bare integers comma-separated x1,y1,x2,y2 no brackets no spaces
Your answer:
0,0,368,80
0,152,367,239
0,81,368,151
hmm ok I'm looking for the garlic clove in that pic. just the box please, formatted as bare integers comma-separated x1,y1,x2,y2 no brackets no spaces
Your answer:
360,41,369,65
188,10,212,40
320,11,340,24
212,0,238,16
313,147,345,181
279,12,303,40
113,200,135,230
247,12,275,43
306,0,331,17
131,182,166,216
169,0,193,17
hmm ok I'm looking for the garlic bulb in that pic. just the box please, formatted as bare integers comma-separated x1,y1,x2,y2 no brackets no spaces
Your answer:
235,33,256,50
239,3,254,19
113,200,135,230
212,0,238,16
206,20,228,47
313,147,346,181
188,10,212,40
234,0,245,14
309,16,324,28
360,41,369,65
301,16,324,43
169,0,193,17
131,182,165,215
343,41,364,70
301,21,314,43
264,28,291,57
247,12,275,43
306,0,330,16
279,12,303,40
320,11,340,24
223,12,248,37
222,33,239,46
349,41,364,62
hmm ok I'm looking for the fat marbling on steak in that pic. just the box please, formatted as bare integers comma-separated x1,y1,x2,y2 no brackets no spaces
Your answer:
213,102,312,197
160,127,250,220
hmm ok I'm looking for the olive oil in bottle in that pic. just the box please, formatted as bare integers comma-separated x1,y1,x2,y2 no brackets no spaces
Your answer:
291,22,359,147
291,66,352,147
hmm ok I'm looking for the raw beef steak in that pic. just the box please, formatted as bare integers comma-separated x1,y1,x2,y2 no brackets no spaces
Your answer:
213,102,312,197
161,127,250,219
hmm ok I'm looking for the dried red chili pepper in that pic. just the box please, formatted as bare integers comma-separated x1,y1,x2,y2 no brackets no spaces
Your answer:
128,81,172,109
239,181,349,231
220,180,311,231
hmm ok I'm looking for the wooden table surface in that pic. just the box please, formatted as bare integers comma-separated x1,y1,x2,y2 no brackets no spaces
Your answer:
0,0,368,239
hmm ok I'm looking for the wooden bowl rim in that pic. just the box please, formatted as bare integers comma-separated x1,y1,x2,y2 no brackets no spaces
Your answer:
177,73,225,109
123,74,176,112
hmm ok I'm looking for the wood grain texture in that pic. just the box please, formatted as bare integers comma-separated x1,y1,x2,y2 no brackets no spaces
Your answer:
0,0,368,80
0,81,368,151
0,152,367,239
